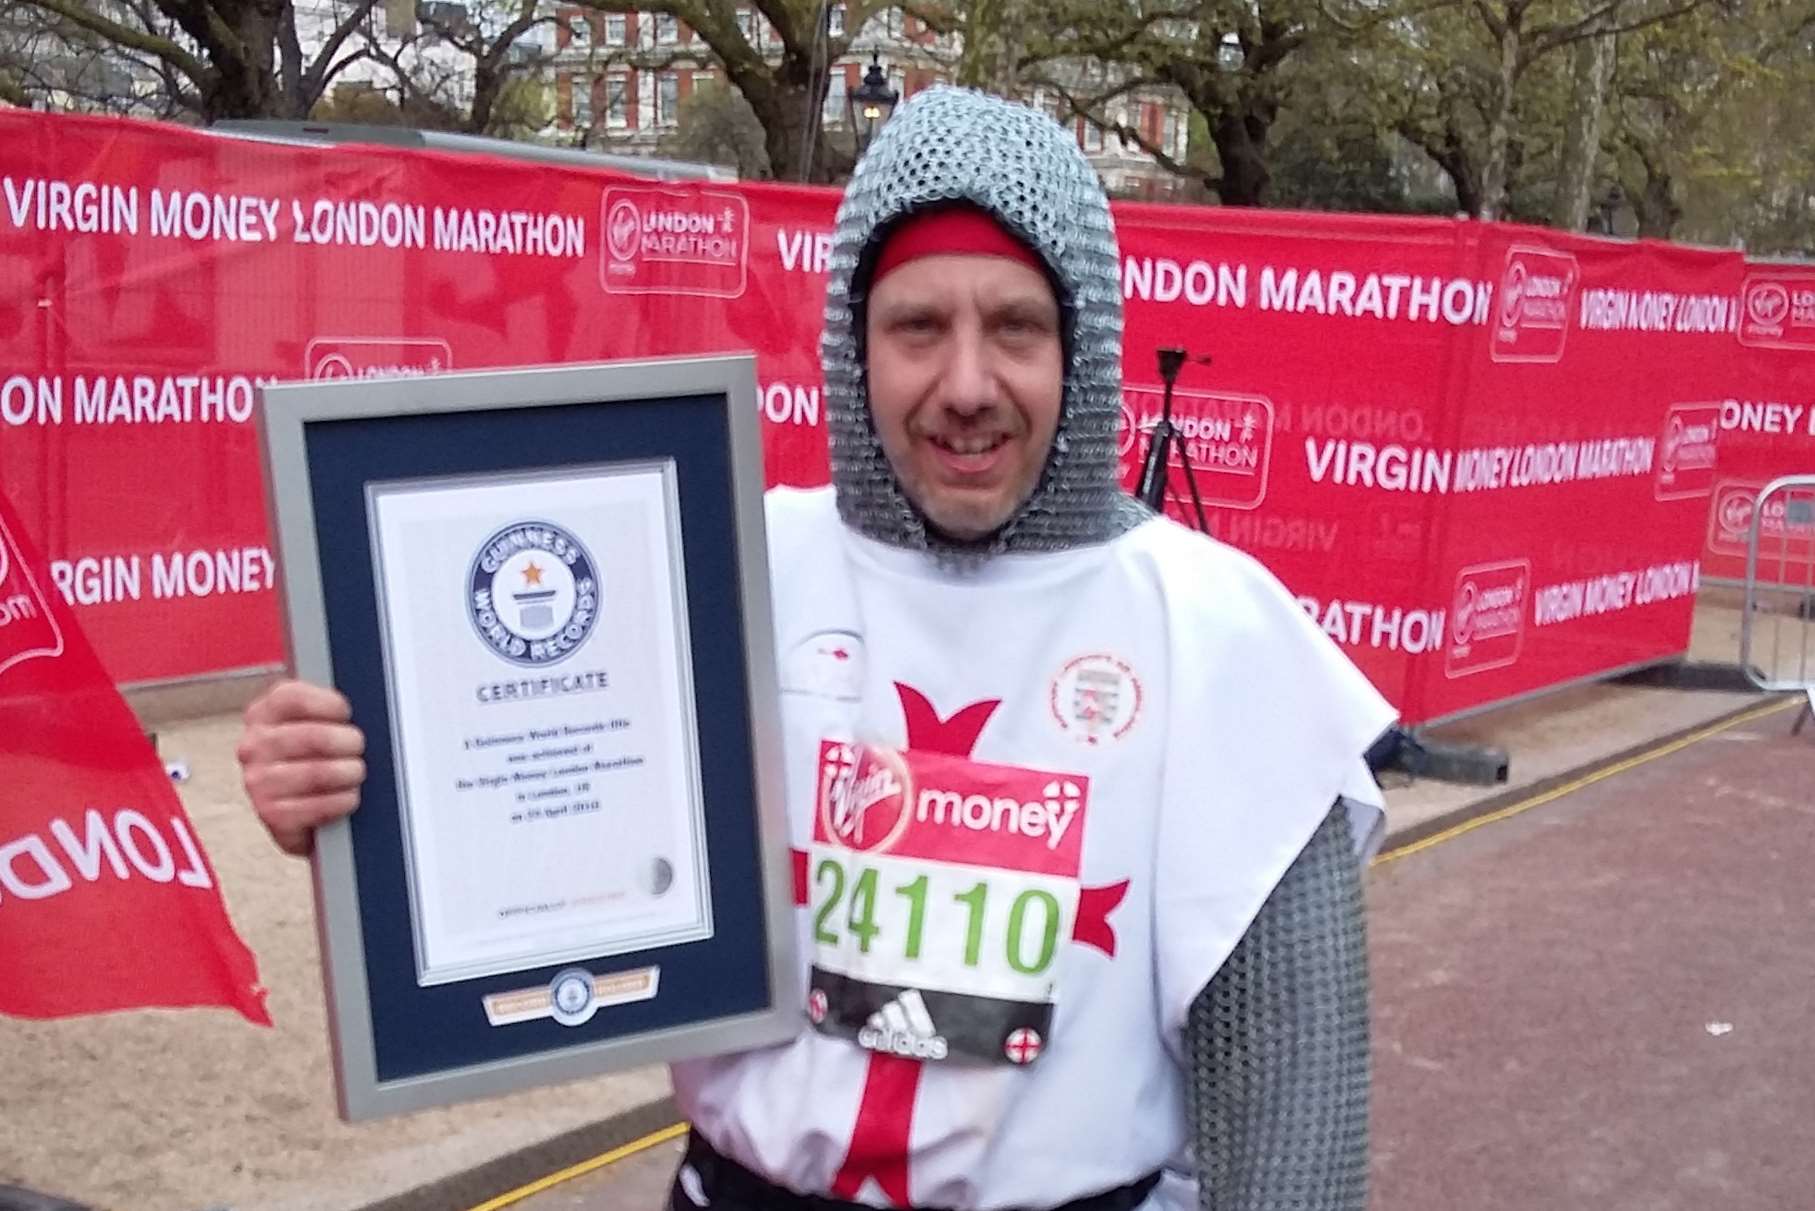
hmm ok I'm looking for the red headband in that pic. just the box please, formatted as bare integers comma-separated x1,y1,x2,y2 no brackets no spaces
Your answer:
871,207,1045,286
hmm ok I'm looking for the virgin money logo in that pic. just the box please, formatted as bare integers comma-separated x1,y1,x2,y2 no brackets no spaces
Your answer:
1655,403,1719,501
1739,274,1815,349
1747,282,1789,328
1499,262,1526,328
1446,560,1529,679
1709,482,1761,557
600,186,748,299
1451,582,1477,647
0,517,65,678
1491,247,1577,364
306,338,451,381
606,199,640,262
1708,480,1814,557
1118,385,1275,511
814,740,1088,876
819,742,915,854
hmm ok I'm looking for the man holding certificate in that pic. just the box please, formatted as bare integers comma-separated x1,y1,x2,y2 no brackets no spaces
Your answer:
240,87,1395,1211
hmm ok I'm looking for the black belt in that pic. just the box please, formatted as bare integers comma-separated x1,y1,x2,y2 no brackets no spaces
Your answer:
679,1129,1163,1211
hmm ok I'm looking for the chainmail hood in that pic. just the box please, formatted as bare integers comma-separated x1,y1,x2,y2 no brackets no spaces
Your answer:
822,85,1149,555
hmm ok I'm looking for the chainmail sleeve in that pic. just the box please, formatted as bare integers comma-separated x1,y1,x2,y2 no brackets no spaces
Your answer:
1186,802,1370,1211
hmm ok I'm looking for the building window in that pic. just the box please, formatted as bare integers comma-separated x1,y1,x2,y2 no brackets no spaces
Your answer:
656,13,678,44
656,71,680,126
567,14,589,46
1082,120,1103,153
603,13,625,44
605,71,630,128
736,6,754,39
572,74,592,126
694,70,716,91
888,66,905,101
829,3,845,35
823,68,847,125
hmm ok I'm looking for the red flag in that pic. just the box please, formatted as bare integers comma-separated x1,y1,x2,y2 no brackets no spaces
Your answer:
0,491,269,1024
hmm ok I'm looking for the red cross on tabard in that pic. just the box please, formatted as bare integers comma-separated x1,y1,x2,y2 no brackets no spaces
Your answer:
784,682,1131,1207
1003,1028,1044,1065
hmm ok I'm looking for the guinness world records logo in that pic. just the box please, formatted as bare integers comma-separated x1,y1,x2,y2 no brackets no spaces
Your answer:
468,520,599,666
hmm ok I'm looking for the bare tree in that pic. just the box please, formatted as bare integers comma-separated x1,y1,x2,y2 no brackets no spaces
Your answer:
359,0,561,135
4,0,379,119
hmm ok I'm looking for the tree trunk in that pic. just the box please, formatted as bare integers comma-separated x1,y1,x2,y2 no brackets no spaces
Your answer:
278,3,307,116
957,0,997,88
1401,112,1483,217
1478,26,1520,219
1550,33,1615,229
199,4,286,120
1210,105,1271,206
470,62,498,134
1631,166,1681,238
728,54,849,183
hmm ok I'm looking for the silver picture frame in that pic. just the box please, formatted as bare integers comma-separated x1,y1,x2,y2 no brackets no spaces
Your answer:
257,355,798,1121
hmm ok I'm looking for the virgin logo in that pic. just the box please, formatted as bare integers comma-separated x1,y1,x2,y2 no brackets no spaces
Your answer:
1499,262,1527,328
1747,282,1789,327
607,199,641,263
1451,581,1477,645
0,518,65,676
1719,490,1755,536
821,743,914,853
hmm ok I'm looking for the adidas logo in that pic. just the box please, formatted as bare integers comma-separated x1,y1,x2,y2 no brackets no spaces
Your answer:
857,989,950,1061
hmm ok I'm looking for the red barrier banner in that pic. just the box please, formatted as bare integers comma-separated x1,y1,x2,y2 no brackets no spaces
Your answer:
0,110,1768,724
1,487,269,1023
1113,203,1477,714
1412,231,1740,722
1702,264,1815,582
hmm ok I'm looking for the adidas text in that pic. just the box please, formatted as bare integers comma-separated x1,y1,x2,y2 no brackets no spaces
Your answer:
858,1025,950,1061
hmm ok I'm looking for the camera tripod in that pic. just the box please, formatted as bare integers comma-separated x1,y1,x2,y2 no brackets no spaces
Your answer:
1134,346,1211,533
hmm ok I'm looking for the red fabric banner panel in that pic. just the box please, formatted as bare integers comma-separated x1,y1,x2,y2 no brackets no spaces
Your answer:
2,108,1788,724
1409,230,1743,722
1703,264,1815,581
0,487,269,1023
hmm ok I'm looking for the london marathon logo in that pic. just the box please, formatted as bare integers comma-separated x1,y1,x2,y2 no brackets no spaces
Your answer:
599,185,750,298
1491,246,1577,363
467,521,599,667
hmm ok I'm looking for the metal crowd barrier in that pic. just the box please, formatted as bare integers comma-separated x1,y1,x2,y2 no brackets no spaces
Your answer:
1741,474,1815,734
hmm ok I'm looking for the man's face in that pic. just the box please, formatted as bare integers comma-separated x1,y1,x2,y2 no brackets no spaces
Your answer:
864,254,1064,542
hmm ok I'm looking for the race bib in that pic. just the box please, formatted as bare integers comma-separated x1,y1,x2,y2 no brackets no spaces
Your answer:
805,740,1088,1067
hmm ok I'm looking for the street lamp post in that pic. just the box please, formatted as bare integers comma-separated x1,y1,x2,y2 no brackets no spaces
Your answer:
848,52,899,157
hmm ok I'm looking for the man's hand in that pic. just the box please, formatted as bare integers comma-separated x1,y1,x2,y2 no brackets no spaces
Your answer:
237,679,367,856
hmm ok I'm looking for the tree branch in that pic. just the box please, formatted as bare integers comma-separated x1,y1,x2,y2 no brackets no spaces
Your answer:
303,0,380,98
1470,0,1508,41
17,0,207,84
154,0,252,69
1527,0,1708,60
1031,72,1194,177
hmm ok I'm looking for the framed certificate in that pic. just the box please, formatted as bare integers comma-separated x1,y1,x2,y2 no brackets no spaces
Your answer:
258,355,797,1121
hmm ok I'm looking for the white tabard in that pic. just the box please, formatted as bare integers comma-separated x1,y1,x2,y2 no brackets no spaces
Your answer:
670,486,1396,1210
